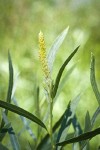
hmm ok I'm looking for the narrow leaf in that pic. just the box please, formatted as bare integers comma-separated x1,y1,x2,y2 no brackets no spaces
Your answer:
56,127,100,147
53,46,79,98
0,100,47,130
48,27,69,72
90,53,100,106
6,51,14,104
0,51,14,137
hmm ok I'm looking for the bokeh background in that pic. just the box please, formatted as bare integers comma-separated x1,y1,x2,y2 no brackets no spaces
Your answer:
0,0,100,149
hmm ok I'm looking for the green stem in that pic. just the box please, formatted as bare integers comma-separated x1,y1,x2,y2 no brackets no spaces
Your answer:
50,97,53,146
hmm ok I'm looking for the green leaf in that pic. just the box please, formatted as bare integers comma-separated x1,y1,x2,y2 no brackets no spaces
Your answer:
56,94,81,150
48,27,69,73
0,51,14,138
56,127,100,147
6,51,14,104
90,53,100,106
0,100,47,131
53,46,79,98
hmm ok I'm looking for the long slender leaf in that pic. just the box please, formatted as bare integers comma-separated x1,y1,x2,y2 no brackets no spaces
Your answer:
53,46,79,98
0,51,14,140
48,27,69,73
90,53,100,106
6,51,14,104
56,127,100,147
0,100,47,131
2,111,21,150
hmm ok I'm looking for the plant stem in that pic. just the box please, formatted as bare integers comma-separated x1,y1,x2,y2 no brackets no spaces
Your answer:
50,96,53,146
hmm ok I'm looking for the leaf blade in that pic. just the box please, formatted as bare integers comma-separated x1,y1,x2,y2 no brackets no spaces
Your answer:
53,46,79,98
0,100,47,131
56,127,100,147
48,27,69,73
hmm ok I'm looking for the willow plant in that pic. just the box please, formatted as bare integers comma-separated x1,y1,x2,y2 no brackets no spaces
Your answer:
0,28,99,150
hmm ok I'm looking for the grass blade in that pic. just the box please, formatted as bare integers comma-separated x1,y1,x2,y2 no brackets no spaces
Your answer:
48,27,69,73
56,127,100,147
53,46,79,98
90,53,100,106
0,100,47,131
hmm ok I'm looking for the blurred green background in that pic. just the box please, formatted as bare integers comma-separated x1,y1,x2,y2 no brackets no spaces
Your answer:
0,0,100,149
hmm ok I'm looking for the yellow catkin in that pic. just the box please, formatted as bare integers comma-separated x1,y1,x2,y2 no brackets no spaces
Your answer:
39,31,50,79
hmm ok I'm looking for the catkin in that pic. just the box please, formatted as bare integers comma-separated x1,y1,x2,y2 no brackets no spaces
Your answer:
39,31,50,79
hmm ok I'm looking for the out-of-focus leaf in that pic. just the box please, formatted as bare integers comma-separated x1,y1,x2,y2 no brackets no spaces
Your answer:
56,127,100,147
48,27,69,73
0,100,47,131
90,53,100,106
56,94,81,150
53,46,79,98
2,111,20,150
84,111,91,133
